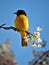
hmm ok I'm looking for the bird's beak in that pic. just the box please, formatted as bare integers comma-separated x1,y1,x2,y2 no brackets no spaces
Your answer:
13,12,17,14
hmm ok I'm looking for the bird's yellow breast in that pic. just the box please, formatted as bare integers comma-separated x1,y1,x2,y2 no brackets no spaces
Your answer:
14,15,29,31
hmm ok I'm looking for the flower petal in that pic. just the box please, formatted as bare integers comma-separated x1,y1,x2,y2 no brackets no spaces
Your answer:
37,27,42,32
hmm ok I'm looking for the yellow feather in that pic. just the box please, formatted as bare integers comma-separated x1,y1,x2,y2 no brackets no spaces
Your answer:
14,14,29,46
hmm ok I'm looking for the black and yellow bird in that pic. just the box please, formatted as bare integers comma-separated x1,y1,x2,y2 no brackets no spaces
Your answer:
14,10,29,47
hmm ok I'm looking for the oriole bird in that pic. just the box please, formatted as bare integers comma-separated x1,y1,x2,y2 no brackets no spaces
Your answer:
14,10,29,47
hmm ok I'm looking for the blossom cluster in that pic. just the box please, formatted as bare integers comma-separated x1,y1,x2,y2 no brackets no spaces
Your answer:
0,41,18,65
29,50,49,65
24,27,46,48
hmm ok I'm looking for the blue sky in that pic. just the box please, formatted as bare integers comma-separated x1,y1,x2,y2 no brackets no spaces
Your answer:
0,0,49,65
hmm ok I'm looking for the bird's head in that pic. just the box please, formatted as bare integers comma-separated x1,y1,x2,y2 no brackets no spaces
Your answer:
13,10,27,16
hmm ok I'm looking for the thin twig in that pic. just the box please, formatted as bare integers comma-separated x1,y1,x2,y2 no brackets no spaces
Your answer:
0,24,33,36
0,24,5,28
33,50,49,65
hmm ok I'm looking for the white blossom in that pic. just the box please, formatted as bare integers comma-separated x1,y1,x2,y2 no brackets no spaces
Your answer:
24,36,34,42
24,38,29,42
24,36,29,42
34,32,40,38
37,26,42,32
35,37,42,43
37,44,42,47
2,41,10,52
31,44,37,48
43,61,46,65
24,37,28,39
29,37,34,42
24,27,43,48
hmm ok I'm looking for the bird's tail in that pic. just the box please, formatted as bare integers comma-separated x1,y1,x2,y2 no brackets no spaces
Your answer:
20,31,28,47
21,37,28,47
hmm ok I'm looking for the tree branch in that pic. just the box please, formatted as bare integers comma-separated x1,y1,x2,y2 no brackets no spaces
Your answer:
33,50,49,65
0,24,33,35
